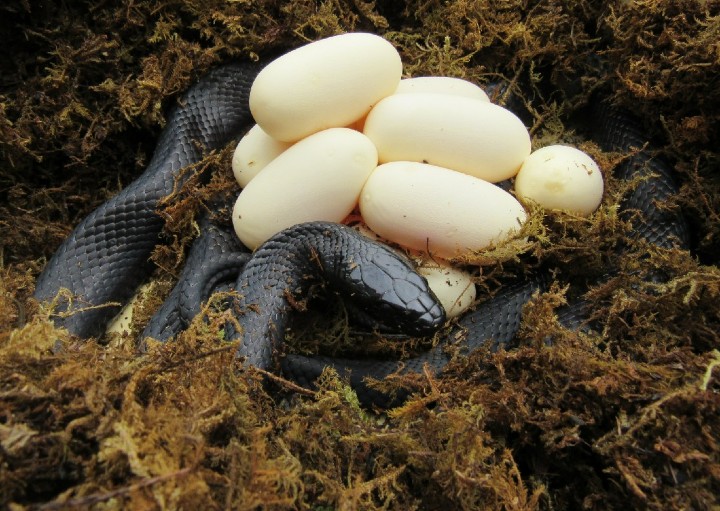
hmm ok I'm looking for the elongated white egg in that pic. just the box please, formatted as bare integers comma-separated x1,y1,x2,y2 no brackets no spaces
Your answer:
394,76,489,101
233,128,377,249
514,145,604,216
363,93,530,182
359,161,526,259
232,124,293,187
250,33,402,142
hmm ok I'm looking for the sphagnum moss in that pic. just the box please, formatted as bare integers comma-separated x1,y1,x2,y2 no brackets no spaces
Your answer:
0,1,718,509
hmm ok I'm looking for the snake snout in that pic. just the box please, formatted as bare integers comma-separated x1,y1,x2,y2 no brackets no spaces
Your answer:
341,246,446,337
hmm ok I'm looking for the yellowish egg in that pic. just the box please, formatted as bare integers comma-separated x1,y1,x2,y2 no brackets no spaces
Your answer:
394,76,489,101
514,145,604,216
233,128,378,249
363,93,530,182
232,124,293,187
106,282,153,335
359,161,527,259
416,259,476,318
249,33,402,142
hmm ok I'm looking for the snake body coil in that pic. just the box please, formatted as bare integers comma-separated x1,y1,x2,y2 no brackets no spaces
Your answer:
34,60,689,407
233,222,445,370
34,63,257,338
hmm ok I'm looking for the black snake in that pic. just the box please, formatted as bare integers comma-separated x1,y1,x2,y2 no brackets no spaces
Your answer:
33,58,690,407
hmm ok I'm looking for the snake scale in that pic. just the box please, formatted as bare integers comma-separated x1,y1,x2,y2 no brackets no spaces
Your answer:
33,58,690,407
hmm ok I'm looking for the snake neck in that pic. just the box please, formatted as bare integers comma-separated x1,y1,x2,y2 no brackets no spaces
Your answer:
232,222,445,370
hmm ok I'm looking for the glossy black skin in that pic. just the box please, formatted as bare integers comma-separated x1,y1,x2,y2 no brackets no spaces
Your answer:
233,222,445,370
34,63,258,338
34,61,689,407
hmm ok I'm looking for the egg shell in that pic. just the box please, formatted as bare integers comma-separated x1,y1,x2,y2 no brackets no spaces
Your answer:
232,124,293,187
106,282,153,335
394,76,489,101
515,144,604,216
363,93,530,183
250,33,402,142
233,128,378,249
416,259,476,318
359,161,527,259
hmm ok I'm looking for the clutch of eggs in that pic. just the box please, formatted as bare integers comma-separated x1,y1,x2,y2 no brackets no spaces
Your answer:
231,32,604,318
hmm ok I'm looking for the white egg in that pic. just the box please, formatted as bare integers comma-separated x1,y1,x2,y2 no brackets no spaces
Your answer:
416,259,476,318
106,282,153,335
394,76,489,101
232,124,293,187
359,161,527,259
363,93,530,183
514,144,604,216
233,128,378,249
249,33,402,142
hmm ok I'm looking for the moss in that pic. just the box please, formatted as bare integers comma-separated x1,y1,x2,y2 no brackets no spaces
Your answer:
0,0,719,509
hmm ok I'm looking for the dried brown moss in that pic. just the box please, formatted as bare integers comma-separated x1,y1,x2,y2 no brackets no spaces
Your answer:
1,0,719,509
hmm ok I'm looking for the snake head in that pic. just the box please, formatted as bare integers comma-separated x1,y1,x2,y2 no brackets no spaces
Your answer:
331,233,447,337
